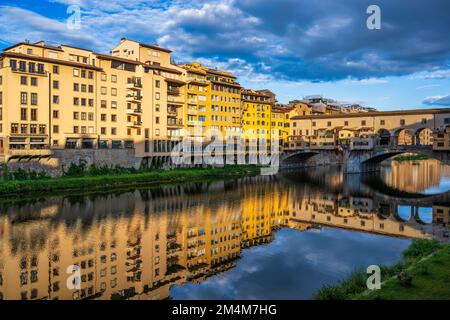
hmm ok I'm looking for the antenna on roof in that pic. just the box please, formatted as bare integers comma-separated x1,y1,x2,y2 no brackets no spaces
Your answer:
25,39,30,44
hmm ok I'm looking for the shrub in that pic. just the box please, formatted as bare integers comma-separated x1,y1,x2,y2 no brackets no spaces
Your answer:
403,240,442,261
396,270,413,287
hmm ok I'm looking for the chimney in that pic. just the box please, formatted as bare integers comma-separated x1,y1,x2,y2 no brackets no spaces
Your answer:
120,37,126,43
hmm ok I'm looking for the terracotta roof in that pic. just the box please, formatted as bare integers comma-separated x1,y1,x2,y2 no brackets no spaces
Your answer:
145,63,183,75
137,42,172,53
95,53,141,65
211,79,241,88
3,42,64,52
165,78,186,86
1,52,102,71
206,68,237,79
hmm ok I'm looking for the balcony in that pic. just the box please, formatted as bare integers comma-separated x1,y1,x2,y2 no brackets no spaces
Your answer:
167,88,180,96
126,108,143,115
188,98,198,104
167,95,184,105
167,108,178,116
127,121,142,127
167,119,183,128
187,108,198,115
127,77,142,89
126,94,143,103
187,77,209,85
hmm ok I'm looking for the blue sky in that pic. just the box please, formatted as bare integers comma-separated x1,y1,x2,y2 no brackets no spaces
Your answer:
0,0,449,110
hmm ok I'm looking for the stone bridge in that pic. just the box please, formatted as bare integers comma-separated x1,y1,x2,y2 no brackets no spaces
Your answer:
280,145,450,173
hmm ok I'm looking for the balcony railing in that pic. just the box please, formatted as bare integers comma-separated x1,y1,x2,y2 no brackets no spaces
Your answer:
167,119,183,127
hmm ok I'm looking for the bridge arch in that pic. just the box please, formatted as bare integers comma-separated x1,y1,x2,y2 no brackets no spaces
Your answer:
415,128,433,146
394,128,413,146
280,151,320,166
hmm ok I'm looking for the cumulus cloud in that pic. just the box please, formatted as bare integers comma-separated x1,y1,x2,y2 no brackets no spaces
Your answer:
423,95,450,106
1,0,450,83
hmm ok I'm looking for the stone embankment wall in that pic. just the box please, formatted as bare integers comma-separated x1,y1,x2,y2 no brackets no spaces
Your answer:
1,149,142,177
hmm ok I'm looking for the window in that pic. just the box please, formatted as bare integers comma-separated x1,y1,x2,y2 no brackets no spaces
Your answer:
31,93,38,105
30,109,37,121
20,124,28,134
53,66,59,74
30,77,37,86
101,73,107,81
111,101,117,109
400,119,405,126
111,127,117,135
101,114,106,121
81,70,86,78
20,76,27,85
155,92,160,100
101,127,106,135
111,75,117,83
361,120,366,126
73,83,79,91
73,112,79,120
53,80,59,89
101,100,107,108
88,85,94,93
73,126,79,134
11,123,18,134
21,92,28,104
81,112,86,120
30,124,37,134
155,80,160,88
20,108,27,120
39,125,46,134
73,69,80,77
37,64,44,74
111,115,117,122
88,113,94,121
101,87,107,95
344,121,349,126
74,97,79,106
81,84,87,92
380,119,385,125
312,121,316,127
111,88,117,96
53,110,59,119
88,71,93,79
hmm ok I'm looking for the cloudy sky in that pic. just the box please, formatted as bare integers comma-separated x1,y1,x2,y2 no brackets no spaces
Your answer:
0,0,449,110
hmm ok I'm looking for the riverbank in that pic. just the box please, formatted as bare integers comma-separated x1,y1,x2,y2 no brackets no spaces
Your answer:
313,239,450,300
393,154,431,162
0,165,261,198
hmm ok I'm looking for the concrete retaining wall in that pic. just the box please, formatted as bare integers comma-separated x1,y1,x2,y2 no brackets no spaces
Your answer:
2,149,142,177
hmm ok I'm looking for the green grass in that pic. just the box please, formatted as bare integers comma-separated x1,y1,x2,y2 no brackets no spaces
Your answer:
393,154,431,162
0,165,261,198
313,240,450,300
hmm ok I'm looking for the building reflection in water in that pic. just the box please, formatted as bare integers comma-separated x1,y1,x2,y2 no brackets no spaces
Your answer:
0,164,449,300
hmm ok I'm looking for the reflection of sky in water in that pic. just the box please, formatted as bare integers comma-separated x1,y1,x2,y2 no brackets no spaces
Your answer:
170,228,411,300
418,207,433,224
422,176,450,195
397,205,412,221
397,205,433,224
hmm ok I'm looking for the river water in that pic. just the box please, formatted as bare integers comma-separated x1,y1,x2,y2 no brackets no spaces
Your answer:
0,160,449,300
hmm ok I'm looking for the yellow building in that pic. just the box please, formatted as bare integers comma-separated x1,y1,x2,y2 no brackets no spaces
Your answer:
241,89,276,153
0,39,187,162
180,62,242,144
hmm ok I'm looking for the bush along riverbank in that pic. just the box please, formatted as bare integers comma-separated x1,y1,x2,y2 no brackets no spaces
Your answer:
0,162,262,197
393,154,431,162
313,239,450,300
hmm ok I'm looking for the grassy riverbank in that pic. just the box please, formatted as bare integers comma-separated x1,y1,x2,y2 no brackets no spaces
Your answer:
0,165,261,197
313,240,450,300
393,154,431,162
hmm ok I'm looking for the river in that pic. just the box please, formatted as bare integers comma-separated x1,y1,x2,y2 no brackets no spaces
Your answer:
0,159,449,300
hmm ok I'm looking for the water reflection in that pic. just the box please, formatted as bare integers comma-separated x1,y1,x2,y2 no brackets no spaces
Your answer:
0,162,449,300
